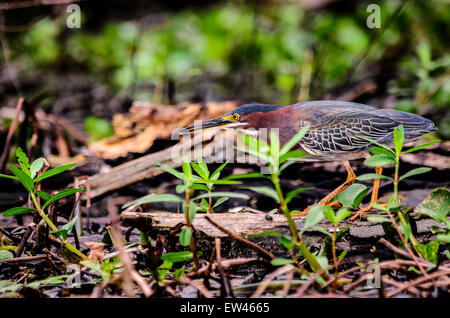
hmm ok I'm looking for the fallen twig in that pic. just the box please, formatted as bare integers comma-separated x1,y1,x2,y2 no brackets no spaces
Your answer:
251,264,295,298
205,215,275,260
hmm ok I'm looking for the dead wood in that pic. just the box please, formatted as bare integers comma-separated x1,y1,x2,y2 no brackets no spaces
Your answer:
121,211,445,260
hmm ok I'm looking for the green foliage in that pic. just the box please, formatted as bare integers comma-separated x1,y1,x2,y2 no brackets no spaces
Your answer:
50,216,79,240
0,250,14,261
160,251,195,263
360,125,439,206
334,184,370,209
0,147,86,260
84,116,115,142
179,228,192,247
417,241,439,264
3,207,36,217
271,258,294,266
415,188,450,245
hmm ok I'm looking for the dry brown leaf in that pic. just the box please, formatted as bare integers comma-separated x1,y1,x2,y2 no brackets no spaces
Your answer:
84,241,105,263
88,101,237,159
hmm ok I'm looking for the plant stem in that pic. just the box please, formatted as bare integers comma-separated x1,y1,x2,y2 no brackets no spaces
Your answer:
207,190,212,214
331,225,338,292
30,193,87,260
185,190,200,270
271,174,329,280
394,158,399,206
394,156,422,257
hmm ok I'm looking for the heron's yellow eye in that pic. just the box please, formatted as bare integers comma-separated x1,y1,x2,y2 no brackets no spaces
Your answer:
223,113,240,121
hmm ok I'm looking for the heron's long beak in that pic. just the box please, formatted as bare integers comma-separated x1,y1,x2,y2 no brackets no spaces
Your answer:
182,117,231,133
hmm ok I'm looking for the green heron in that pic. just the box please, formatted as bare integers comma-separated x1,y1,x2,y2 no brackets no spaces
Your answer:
183,101,436,219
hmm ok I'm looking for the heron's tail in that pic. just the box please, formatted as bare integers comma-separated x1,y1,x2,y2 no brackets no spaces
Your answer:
374,110,436,141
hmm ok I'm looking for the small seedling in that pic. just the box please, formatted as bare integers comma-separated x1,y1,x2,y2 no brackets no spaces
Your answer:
123,159,247,270
0,148,87,260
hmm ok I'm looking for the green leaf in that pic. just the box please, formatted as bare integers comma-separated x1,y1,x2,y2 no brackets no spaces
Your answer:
279,235,295,250
369,147,395,158
437,233,450,243
269,130,280,162
279,150,308,164
3,207,36,217
356,135,395,154
8,165,34,193
335,184,369,208
84,116,114,142
203,179,241,185
51,216,79,239
338,249,348,262
280,123,310,156
370,202,388,212
336,208,352,223
210,160,230,180
16,147,30,176
27,275,70,289
42,188,86,210
213,197,228,208
176,184,187,193
393,125,404,155
300,205,327,234
271,258,294,266
182,160,192,184
415,188,449,226
241,186,279,203
311,226,332,237
416,241,439,264
160,251,193,263
285,187,313,205
198,158,209,176
173,266,185,280
160,164,185,180
236,146,271,163
122,193,184,208
191,162,208,180
191,192,249,201
185,201,198,223
401,222,411,244
36,190,51,201
250,231,284,238
224,172,266,180
357,173,393,182
364,155,396,167
0,250,14,260
367,216,392,223
188,184,209,191
399,167,432,181
0,173,18,180
239,134,270,153
323,208,336,225
30,158,44,179
34,163,77,183
179,228,192,247
401,140,440,154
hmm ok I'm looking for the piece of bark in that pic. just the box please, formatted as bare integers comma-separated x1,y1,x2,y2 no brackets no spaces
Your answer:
121,211,445,260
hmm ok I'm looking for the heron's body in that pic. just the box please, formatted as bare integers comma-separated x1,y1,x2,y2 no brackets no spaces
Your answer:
214,101,435,161
182,100,436,219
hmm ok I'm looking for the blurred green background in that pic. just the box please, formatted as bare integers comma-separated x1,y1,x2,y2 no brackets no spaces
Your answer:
1,0,449,138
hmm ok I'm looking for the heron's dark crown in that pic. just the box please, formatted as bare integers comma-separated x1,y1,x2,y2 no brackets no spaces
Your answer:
228,104,287,116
